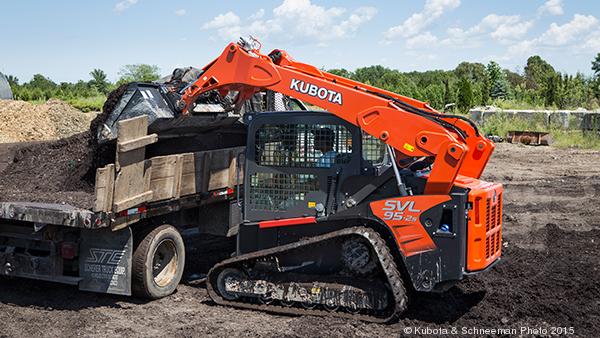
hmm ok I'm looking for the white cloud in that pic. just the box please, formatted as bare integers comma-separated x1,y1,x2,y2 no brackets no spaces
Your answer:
583,30,600,50
202,0,376,43
384,0,460,40
272,0,346,38
505,39,537,58
406,32,438,49
202,12,242,40
539,0,564,16
114,0,138,13
445,14,533,45
174,9,186,16
331,7,378,39
202,11,241,29
249,9,265,20
539,14,598,46
490,17,534,41
504,14,599,59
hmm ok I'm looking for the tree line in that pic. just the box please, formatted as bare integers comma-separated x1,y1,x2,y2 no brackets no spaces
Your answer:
6,64,161,102
329,53,600,113
5,54,600,113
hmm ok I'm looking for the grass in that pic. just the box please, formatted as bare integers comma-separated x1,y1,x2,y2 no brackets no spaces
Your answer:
476,112,600,150
65,95,106,112
551,129,600,149
482,99,600,111
18,95,106,113
478,113,543,137
489,99,550,111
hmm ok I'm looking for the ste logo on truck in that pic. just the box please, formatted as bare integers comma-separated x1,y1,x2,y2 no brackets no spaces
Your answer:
85,248,126,265
289,79,343,105
83,248,127,288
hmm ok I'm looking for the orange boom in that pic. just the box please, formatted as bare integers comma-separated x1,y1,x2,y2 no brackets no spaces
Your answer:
175,38,503,322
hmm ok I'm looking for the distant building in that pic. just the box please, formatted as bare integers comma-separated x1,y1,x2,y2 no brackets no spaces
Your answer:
0,72,13,100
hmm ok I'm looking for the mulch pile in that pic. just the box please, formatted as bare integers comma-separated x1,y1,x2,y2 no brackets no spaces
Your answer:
0,131,97,208
0,89,124,209
0,99,96,143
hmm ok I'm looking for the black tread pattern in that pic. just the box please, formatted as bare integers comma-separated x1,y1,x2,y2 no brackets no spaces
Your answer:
206,226,408,323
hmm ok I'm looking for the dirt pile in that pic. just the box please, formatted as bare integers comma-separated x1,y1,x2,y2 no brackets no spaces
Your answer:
0,131,97,209
0,99,96,142
0,93,120,209
46,99,98,139
0,99,114,209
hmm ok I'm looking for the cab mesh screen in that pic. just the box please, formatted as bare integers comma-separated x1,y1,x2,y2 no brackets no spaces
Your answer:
247,173,319,211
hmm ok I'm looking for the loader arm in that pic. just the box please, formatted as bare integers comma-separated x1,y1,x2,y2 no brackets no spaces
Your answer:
179,41,494,195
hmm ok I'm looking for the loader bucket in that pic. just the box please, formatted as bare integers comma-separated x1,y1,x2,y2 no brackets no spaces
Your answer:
97,82,178,144
95,66,306,145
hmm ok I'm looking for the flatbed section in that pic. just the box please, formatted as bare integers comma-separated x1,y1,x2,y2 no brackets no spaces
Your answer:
0,201,107,229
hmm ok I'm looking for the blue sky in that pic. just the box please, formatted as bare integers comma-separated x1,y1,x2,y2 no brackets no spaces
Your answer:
1,0,599,83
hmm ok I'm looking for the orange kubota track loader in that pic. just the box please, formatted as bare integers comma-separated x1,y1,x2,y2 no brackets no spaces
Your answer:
177,38,503,322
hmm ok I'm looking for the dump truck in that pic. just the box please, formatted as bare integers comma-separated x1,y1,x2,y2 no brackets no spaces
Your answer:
0,38,503,323
0,114,247,298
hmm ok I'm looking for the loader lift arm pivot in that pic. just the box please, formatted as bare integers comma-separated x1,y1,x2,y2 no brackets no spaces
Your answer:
179,39,495,195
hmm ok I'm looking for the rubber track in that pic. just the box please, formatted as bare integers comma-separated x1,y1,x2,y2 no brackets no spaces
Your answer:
206,226,408,323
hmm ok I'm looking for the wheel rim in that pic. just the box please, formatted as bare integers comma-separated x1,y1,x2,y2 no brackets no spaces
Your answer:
152,239,178,288
217,268,244,300
341,238,377,276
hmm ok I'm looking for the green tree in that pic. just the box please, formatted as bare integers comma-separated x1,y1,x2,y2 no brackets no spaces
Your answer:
592,53,600,77
89,69,110,94
443,78,452,106
117,64,161,84
353,65,385,84
423,84,445,110
481,72,491,105
471,82,484,106
592,54,600,101
29,74,57,91
505,69,525,90
15,87,30,101
454,62,486,83
31,87,45,101
328,68,353,78
6,75,19,86
486,61,508,99
524,55,556,90
544,74,559,107
457,78,473,113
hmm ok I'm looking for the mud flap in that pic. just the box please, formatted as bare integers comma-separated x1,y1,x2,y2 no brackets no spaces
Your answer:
79,227,133,296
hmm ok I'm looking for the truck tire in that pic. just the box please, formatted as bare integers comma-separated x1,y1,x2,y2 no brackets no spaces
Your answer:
132,224,185,299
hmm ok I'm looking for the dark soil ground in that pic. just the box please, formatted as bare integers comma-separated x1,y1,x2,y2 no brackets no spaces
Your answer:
0,143,599,337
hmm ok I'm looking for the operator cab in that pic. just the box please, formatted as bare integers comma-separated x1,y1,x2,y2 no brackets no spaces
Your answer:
243,110,391,222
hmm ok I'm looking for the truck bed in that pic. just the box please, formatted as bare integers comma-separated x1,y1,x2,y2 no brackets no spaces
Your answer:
0,115,245,230
0,202,106,229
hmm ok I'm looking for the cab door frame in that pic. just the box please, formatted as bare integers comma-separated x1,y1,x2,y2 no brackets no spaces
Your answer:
244,111,361,222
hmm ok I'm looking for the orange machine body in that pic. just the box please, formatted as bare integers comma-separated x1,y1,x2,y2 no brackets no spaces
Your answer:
180,40,503,274
370,195,450,257
455,176,503,271
369,176,503,273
